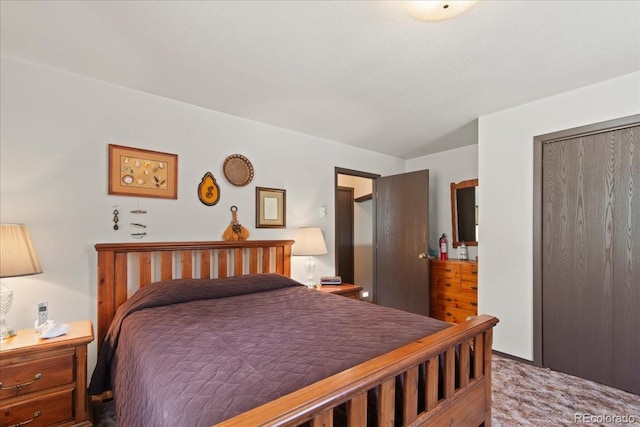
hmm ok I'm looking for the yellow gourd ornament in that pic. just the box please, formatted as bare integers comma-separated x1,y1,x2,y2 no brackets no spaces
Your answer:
198,172,220,206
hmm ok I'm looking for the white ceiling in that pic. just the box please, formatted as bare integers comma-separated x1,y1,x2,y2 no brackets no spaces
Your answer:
2,1,639,159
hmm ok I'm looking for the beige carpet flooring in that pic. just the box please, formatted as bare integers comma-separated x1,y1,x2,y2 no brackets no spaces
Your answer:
492,354,640,426
93,354,640,426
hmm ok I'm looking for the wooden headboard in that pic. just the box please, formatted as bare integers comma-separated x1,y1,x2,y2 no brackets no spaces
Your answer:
95,240,294,346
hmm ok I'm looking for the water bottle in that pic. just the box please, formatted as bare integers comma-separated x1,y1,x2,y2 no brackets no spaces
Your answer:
459,241,468,260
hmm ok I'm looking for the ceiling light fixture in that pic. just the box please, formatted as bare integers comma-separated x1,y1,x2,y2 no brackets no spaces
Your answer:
404,1,478,22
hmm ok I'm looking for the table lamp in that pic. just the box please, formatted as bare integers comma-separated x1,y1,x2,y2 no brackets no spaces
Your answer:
292,227,328,288
0,224,43,339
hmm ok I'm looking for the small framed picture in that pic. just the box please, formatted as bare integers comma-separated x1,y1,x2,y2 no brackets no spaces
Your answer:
108,144,178,199
256,187,286,228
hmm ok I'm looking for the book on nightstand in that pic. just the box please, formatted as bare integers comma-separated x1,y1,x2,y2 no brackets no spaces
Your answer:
320,276,342,285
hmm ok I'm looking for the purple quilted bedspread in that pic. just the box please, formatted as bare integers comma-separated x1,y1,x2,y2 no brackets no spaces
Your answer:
89,273,449,427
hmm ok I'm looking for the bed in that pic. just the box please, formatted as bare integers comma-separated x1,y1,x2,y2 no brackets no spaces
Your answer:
90,240,498,426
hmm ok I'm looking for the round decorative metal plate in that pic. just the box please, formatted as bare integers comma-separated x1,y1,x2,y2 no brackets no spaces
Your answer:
223,154,254,186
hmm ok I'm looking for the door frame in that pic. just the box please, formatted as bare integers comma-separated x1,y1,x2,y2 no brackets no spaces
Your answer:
532,114,640,367
334,167,380,291
336,185,355,283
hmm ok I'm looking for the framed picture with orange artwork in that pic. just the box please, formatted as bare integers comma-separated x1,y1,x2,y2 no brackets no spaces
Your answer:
108,144,178,199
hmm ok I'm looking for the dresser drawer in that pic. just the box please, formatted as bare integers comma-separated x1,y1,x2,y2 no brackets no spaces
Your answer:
430,274,461,291
0,348,74,400
0,388,73,427
431,263,461,278
429,259,478,324
460,262,478,281
432,306,476,324
461,280,478,293
436,291,478,312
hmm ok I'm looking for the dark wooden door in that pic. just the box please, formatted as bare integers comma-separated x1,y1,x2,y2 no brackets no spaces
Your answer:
542,124,639,394
336,186,354,284
375,170,429,316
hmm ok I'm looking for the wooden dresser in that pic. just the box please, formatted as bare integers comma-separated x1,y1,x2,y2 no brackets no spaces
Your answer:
429,259,478,323
0,320,94,427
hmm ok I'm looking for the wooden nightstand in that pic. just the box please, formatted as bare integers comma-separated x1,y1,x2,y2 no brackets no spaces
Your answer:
0,320,94,427
317,283,363,300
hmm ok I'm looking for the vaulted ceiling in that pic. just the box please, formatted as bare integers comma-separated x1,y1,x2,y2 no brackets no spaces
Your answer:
2,1,639,158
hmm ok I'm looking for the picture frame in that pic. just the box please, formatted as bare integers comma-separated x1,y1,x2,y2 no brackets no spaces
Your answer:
108,144,178,199
256,187,286,228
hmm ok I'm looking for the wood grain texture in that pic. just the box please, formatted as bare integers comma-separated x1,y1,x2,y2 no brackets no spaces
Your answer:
97,251,115,348
114,253,128,309
161,251,173,281
233,248,243,276
459,338,470,388
378,378,395,427
219,249,228,278
138,252,151,286
262,247,271,273
611,126,639,393
376,170,429,316
443,348,455,398
180,250,193,279
200,250,211,279
403,365,419,424
0,321,94,427
217,315,498,427
542,124,639,394
94,240,294,346
425,356,438,411
347,392,367,426
249,247,258,274
94,240,498,426
429,259,477,323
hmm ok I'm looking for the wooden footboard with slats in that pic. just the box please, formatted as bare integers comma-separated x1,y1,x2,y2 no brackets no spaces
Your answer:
217,315,497,427
94,240,498,427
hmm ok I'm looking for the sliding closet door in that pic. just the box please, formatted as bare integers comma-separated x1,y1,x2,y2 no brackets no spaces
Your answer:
541,123,639,394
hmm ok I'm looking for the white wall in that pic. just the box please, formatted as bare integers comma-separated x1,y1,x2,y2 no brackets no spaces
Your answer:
4,55,637,371
478,71,640,360
0,56,405,370
406,145,478,260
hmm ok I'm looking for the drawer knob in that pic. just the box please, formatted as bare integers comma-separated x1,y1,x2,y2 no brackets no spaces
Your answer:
445,268,452,272
471,286,478,290
471,302,478,306
8,410,40,427
0,373,42,390
445,312,453,317
445,283,452,287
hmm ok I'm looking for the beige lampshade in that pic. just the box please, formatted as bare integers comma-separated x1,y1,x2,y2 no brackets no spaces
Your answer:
292,227,328,256
0,224,43,278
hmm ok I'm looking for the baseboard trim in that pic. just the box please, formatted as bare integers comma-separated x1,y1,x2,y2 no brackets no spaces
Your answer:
492,350,533,366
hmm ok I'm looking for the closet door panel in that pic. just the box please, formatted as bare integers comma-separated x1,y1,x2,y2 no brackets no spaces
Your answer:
542,124,639,394
611,126,640,392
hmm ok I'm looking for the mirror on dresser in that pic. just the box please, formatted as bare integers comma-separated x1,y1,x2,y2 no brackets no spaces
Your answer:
450,178,478,248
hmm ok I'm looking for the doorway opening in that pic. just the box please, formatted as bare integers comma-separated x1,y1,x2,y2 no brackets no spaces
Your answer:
335,167,379,302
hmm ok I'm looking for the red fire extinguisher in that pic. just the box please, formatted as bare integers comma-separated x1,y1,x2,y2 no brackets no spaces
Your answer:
439,233,448,260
